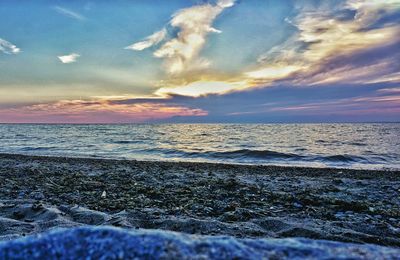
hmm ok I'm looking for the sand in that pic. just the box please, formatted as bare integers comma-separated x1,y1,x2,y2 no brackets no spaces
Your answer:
0,153,399,247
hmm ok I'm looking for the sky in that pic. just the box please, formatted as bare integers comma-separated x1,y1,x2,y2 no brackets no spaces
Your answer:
0,0,399,123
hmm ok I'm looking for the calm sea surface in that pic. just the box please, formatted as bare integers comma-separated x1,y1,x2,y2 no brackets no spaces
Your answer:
0,124,399,170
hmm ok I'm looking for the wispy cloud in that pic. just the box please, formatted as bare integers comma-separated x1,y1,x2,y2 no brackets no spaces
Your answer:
269,94,400,115
220,86,400,120
300,41,398,87
365,72,400,84
127,0,236,75
125,29,167,51
54,6,86,21
58,53,80,64
0,38,20,54
377,87,400,94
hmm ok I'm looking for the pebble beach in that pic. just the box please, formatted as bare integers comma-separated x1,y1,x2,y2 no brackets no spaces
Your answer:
0,153,399,249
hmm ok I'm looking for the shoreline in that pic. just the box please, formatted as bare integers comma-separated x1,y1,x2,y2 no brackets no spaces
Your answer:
0,153,399,247
0,152,398,172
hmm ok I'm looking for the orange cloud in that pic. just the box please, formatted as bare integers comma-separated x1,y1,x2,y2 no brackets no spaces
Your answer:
0,99,207,123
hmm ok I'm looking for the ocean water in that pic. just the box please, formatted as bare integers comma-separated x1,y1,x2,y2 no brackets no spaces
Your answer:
0,123,399,170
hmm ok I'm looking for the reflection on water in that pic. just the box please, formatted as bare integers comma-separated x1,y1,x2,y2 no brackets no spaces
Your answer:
0,123,399,169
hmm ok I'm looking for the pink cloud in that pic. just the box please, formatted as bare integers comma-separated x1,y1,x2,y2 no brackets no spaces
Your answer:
0,99,207,123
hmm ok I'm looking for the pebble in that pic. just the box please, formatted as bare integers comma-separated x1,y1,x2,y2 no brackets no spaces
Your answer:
17,191,26,199
0,153,399,248
30,191,45,200
293,202,303,208
335,212,345,219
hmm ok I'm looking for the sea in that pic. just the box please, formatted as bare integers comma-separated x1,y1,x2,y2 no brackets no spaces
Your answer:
0,123,399,170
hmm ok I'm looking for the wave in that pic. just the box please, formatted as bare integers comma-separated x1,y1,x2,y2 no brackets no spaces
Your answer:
145,148,373,164
1,123,398,170
15,145,377,166
20,147,57,151
112,140,144,144
318,154,369,163
144,148,302,160
348,142,367,147
205,149,304,160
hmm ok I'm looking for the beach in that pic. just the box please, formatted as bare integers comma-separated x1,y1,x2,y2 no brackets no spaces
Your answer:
2,0,400,257
0,153,399,247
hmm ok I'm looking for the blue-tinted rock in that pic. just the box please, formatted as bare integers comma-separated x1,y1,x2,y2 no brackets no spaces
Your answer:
0,227,399,259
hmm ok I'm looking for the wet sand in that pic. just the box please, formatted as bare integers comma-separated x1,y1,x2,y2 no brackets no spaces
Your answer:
0,153,399,246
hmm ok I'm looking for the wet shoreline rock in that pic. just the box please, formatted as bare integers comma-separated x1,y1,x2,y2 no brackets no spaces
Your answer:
1,226,399,259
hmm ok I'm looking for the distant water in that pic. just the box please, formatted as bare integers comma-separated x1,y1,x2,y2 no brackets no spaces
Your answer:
0,124,399,170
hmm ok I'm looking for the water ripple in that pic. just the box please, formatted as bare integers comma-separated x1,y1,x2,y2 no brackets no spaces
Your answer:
0,123,398,170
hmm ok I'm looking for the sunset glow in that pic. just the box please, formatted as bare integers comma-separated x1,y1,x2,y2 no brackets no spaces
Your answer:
1,0,399,123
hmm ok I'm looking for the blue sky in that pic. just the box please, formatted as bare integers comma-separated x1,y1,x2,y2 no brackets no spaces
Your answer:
0,0,399,123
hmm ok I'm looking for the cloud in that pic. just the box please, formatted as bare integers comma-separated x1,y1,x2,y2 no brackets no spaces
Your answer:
54,6,86,21
346,0,400,26
149,0,400,99
217,0,236,8
58,53,80,64
0,98,207,123
125,29,167,51
127,0,236,75
245,65,301,80
176,81,400,122
245,0,400,85
155,80,247,97
268,93,400,116
377,87,400,93
0,38,20,54
283,36,400,87
138,80,399,123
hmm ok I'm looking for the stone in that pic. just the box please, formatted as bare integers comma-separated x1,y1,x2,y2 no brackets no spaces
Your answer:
0,227,399,259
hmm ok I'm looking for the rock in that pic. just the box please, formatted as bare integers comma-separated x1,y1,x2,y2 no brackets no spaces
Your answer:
17,192,26,199
332,178,344,185
335,212,345,219
293,202,303,208
31,202,44,211
0,227,399,259
30,192,45,200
